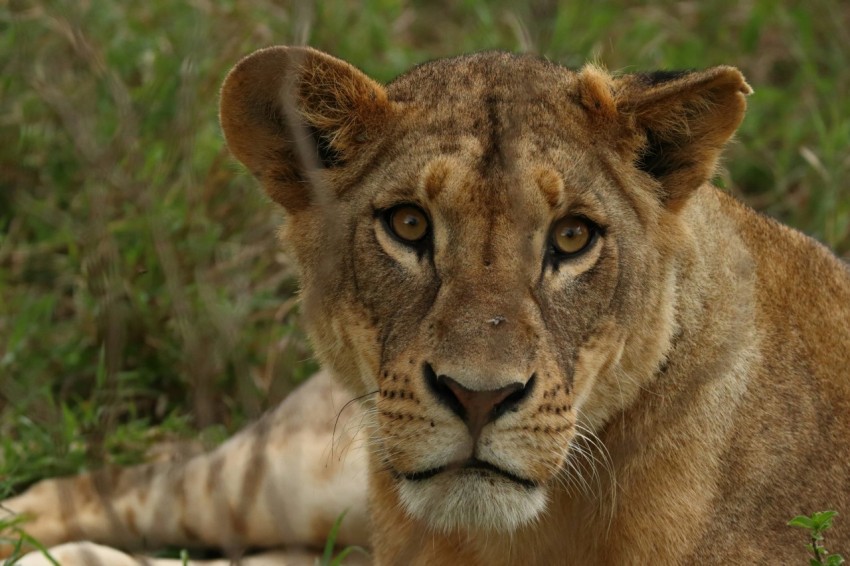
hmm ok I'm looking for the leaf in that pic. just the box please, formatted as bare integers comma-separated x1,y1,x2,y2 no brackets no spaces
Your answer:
320,509,348,566
812,511,838,531
790,516,816,530
826,555,845,566
330,545,370,566
17,532,61,566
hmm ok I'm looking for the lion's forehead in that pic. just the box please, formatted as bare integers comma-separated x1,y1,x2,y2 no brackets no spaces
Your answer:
386,51,577,105
384,55,588,173
376,99,608,230
387,92,585,163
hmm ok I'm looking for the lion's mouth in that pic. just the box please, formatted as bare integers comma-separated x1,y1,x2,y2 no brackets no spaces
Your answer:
400,458,538,489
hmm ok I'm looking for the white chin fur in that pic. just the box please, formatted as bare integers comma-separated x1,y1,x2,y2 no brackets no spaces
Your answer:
398,471,547,532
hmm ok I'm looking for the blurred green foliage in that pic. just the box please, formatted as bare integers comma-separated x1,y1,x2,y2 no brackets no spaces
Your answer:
1,0,848,491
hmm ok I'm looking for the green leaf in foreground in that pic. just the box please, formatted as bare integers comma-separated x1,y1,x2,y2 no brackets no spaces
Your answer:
317,509,370,566
0,513,60,566
789,511,845,566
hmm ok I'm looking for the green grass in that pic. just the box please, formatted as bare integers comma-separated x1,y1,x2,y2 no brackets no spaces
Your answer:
1,0,848,498
0,513,59,565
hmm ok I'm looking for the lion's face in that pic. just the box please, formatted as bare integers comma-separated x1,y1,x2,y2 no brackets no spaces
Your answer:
335,108,650,531
220,49,749,532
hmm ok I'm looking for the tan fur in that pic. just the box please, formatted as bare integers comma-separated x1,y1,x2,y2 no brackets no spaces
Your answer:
3,48,849,565
2,371,371,564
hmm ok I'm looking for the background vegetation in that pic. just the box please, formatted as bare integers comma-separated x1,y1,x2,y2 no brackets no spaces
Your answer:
1,0,848,496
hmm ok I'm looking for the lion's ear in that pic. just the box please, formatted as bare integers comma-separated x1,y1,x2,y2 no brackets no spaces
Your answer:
613,67,752,208
219,46,389,213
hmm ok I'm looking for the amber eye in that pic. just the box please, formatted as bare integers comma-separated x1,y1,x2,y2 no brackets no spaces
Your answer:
389,205,429,243
551,216,593,255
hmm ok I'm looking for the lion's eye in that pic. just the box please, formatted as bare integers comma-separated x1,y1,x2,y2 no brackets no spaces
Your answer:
388,205,429,243
551,216,593,256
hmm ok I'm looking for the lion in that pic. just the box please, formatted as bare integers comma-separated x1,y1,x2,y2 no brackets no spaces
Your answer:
2,47,849,565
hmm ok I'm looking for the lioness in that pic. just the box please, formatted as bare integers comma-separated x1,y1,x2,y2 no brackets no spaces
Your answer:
2,47,849,565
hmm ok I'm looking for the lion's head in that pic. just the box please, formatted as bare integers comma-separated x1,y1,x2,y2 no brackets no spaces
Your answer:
219,47,749,533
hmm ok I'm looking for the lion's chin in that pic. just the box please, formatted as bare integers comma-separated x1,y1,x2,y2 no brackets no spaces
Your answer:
397,468,548,533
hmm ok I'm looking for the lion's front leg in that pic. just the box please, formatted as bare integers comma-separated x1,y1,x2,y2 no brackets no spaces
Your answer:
1,370,371,559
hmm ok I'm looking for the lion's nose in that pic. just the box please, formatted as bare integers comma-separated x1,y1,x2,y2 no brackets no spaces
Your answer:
424,364,535,439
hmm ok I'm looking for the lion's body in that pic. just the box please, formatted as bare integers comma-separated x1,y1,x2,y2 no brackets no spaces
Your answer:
3,49,849,565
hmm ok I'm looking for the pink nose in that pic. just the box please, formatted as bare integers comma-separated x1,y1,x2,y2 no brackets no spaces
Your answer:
424,364,534,439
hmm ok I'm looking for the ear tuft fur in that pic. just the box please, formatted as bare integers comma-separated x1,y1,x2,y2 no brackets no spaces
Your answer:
577,64,618,122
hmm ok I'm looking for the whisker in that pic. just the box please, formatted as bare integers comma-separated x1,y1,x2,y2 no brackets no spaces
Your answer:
330,390,379,462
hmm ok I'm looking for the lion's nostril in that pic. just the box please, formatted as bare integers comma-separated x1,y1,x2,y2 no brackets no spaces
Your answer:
423,363,467,420
492,373,535,419
423,363,534,438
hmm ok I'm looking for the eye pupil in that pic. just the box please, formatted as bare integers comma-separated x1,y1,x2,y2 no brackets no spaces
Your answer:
389,205,429,242
561,226,581,239
403,215,419,228
552,217,593,255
